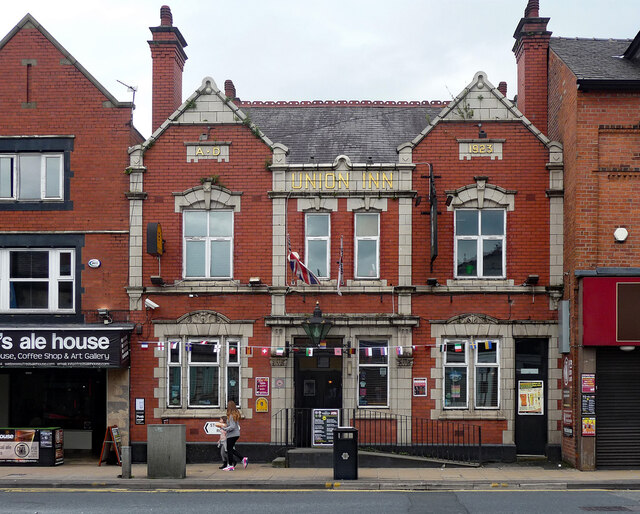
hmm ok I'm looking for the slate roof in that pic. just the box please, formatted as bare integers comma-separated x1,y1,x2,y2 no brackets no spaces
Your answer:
241,104,444,164
549,37,640,83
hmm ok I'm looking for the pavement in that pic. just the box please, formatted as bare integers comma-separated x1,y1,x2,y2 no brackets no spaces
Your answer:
1,458,640,491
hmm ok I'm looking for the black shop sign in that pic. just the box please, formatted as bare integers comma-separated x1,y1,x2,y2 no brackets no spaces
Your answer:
0,328,130,368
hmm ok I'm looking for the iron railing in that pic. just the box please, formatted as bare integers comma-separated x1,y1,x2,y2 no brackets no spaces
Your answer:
272,407,482,464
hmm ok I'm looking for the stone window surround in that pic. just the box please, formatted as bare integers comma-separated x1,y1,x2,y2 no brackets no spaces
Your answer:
430,315,560,446
151,310,254,420
446,177,516,286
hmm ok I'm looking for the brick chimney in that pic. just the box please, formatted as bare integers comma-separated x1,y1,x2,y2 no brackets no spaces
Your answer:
513,0,551,134
224,80,239,102
498,81,508,97
149,5,188,132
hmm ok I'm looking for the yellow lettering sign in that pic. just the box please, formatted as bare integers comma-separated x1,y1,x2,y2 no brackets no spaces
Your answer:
195,147,204,156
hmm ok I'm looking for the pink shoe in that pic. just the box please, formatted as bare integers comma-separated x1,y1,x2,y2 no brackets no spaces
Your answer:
222,465,234,471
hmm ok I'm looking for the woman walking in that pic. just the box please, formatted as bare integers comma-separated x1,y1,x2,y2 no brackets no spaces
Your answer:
220,401,248,471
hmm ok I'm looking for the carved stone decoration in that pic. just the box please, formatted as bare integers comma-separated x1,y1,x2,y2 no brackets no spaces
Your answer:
270,357,288,367
176,310,231,325
396,357,414,367
445,313,499,325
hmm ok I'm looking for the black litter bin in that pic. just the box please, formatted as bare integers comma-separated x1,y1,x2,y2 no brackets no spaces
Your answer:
333,427,358,480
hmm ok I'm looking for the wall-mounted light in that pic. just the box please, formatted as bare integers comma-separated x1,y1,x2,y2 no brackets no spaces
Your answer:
249,277,262,286
427,278,439,287
524,275,539,286
620,346,636,352
150,275,165,286
97,308,112,324
445,195,454,206
478,123,487,139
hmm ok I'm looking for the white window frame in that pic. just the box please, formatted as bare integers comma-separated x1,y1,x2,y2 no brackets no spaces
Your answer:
166,337,241,409
354,212,380,279
187,338,221,408
183,210,234,279
167,340,182,407
454,209,506,279
474,339,500,410
0,153,63,201
357,339,389,408
0,248,75,313
305,212,330,279
443,339,469,409
225,339,241,407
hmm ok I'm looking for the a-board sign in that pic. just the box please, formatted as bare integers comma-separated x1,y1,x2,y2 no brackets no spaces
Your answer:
312,409,339,447
98,425,122,466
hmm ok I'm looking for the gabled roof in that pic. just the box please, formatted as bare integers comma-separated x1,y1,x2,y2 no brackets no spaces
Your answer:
550,37,640,89
133,75,446,164
0,14,135,110
242,103,444,164
408,71,554,149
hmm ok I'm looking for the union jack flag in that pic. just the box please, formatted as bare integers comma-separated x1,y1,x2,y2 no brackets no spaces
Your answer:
288,251,320,285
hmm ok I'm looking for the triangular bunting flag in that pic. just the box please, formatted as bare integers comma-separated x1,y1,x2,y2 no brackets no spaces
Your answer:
306,348,314,357
334,348,342,356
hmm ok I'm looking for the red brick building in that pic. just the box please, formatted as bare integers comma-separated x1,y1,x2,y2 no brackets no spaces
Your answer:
127,6,563,463
0,15,142,459
515,1,640,469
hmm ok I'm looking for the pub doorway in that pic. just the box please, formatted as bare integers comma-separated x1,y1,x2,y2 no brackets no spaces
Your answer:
293,337,343,447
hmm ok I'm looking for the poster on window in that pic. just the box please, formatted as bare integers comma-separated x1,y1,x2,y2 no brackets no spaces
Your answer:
518,380,544,415
413,378,428,397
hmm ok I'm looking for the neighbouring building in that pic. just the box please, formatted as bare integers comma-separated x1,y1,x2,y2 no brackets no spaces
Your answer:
126,6,563,463
515,0,640,469
0,14,142,460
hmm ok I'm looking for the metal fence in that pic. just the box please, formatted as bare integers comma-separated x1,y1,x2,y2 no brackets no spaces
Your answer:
272,407,482,464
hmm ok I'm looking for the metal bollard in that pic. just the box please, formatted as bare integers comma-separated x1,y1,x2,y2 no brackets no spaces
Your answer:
121,446,131,479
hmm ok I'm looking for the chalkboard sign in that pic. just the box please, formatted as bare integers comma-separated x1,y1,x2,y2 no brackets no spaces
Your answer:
98,425,122,466
312,409,340,447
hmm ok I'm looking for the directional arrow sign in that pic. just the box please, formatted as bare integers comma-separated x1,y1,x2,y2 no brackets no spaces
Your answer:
204,421,221,435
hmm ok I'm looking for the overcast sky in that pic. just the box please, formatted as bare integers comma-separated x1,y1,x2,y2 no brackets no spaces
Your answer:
2,1,639,138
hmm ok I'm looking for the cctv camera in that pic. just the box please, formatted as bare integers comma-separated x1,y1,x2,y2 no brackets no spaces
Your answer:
145,298,159,310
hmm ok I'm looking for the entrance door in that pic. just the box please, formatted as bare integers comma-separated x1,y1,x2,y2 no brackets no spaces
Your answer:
294,338,342,447
515,338,548,455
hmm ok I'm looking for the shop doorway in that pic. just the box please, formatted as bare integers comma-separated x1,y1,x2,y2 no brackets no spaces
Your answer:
293,337,342,447
0,368,106,455
515,338,548,455
596,347,640,468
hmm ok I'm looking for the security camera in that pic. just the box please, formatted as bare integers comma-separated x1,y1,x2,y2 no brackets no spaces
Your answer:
145,298,159,310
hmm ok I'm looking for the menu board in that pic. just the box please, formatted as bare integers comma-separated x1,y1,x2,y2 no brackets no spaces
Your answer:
312,409,340,447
